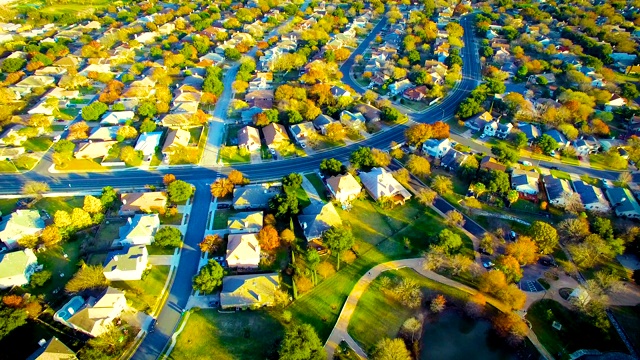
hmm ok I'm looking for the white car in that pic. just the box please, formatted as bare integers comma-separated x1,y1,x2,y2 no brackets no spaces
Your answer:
482,261,494,269
269,148,276,155
300,143,307,149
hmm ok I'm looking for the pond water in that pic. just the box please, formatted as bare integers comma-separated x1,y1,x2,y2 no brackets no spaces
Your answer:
420,310,520,360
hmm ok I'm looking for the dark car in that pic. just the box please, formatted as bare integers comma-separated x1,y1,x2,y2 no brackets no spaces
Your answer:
549,166,559,170
217,203,230,209
148,318,157,333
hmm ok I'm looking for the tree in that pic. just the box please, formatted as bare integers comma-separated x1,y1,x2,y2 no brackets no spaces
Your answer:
306,250,320,285
430,294,447,313
416,188,437,206
492,312,528,345
0,305,27,340
2,58,25,73
437,229,462,253
491,144,519,164
480,233,495,255
319,158,344,176
224,48,241,61
30,270,52,287
228,170,246,185
323,226,354,270
325,122,346,142
528,221,559,254
349,147,376,170
479,270,508,293
2,295,22,308
507,190,519,205
558,217,590,242
431,175,453,195
404,123,432,145
371,338,411,360
282,173,303,191
140,119,157,133
381,106,404,122
568,234,613,268
81,101,108,121
211,178,234,198
83,195,103,214
506,236,539,265
192,260,224,294
445,210,465,227
258,225,280,252
496,255,523,282
536,134,559,155
372,149,391,167
406,155,431,178
54,210,72,228
199,234,223,253
279,323,326,360
22,181,49,196
167,180,193,203
40,225,62,247
163,174,176,186
154,227,182,247
65,265,109,293
269,192,299,218
280,228,296,246
101,186,118,209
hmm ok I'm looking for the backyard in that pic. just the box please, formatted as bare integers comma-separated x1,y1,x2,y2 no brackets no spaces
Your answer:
170,310,284,360
111,265,171,313
33,240,82,302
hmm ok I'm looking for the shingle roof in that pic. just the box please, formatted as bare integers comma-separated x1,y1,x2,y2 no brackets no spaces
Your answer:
298,202,343,241
26,337,76,360
103,245,147,273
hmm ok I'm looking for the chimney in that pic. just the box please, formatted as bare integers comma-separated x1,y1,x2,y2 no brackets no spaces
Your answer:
38,339,46,347
122,199,127,205
114,256,119,261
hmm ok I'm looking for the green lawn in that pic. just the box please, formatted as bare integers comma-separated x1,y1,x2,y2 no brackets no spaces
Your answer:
220,146,251,164
160,212,184,225
35,196,84,215
526,299,627,357
611,306,640,354
213,210,232,230
111,265,171,313
88,220,123,250
0,199,17,215
33,240,82,301
0,160,17,173
348,268,471,353
56,158,108,172
148,244,177,256
590,153,628,170
305,173,328,201
549,169,571,180
14,156,38,170
23,137,53,152
296,186,311,209
170,310,284,360
580,174,601,186
189,126,203,146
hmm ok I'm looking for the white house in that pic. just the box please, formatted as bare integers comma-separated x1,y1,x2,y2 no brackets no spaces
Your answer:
422,138,451,158
0,249,38,289
100,111,135,126
360,167,412,205
117,214,160,246
572,181,610,213
326,173,362,204
134,132,163,161
54,287,127,337
226,233,261,269
605,94,627,111
103,245,148,281
511,169,539,196
0,209,45,249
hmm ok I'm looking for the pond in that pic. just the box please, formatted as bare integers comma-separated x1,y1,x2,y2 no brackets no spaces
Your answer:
420,310,520,360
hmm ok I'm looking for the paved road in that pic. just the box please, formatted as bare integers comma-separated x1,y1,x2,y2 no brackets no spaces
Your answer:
132,184,211,360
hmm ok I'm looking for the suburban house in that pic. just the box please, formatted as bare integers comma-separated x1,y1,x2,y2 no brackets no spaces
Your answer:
313,114,335,135
340,111,365,128
518,123,541,143
228,212,264,234
484,120,513,139
74,141,117,160
606,187,640,219
102,245,148,281
545,129,568,148
0,249,38,289
26,337,77,360
220,273,280,310
0,125,27,146
479,156,507,172
54,287,127,337
464,111,493,131
162,129,190,163
389,79,413,95
352,103,381,122
543,175,574,207
360,167,412,205
298,202,343,242
440,149,468,172
605,94,627,111
238,126,261,152
89,126,120,141
119,192,167,215
403,86,428,101
572,181,611,213
226,233,261,269
0,209,45,249
100,111,135,126
326,173,362,204
574,137,600,156
134,132,163,161
233,183,281,210
510,169,540,199
161,113,196,129
245,90,274,110
423,138,451,158
262,123,289,149
290,122,315,145
117,214,160,246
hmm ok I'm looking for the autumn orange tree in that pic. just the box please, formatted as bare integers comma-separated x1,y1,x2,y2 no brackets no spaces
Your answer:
199,234,223,253
163,174,176,186
210,178,234,198
505,236,539,266
227,170,247,185
492,312,529,345
258,225,280,252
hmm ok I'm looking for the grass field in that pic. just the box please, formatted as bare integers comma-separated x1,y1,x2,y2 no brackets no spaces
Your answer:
348,268,471,352
0,160,17,173
305,173,328,201
296,185,311,209
0,199,16,215
611,305,640,354
526,299,626,357
549,169,571,180
148,244,177,256
589,153,628,170
36,196,84,214
220,146,251,164
23,136,53,152
160,212,184,225
170,310,284,360
111,265,171,313
213,209,232,230
33,240,82,301
57,158,108,172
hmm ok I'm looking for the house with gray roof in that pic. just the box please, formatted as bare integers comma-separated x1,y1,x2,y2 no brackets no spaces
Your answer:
54,287,127,337
572,181,610,213
352,103,381,122
518,123,541,143
440,149,468,172
233,183,281,210
313,114,335,135
511,169,539,196
0,209,44,250
543,175,574,207
103,245,148,281
27,337,76,360
298,202,343,242
606,187,640,219
220,273,280,310
544,129,568,148
0,248,38,289
117,214,160,246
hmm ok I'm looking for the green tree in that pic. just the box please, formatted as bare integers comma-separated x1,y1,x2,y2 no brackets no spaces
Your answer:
319,158,344,176
154,227,182,247
371,338,411,360
1,58,26,73
507,190,519,205
30,270,52,287
431,175,453,195
81,101,108,121
306,250,320,285
279,323,326,360
536,134,559,155
100,186,118,209
323,226,355,270
491,144,519,164
282,173,303,192
487,170,510,195
224,48,241,61
137,101,157,118
0,306,27,340
350,147,376,170
406,155,431,178
528,221,559,254
22,181,49,196
192,260,224,294
140,119,157,133
167,180,193,203
437,229,462,253
269,192,299,218
512,131,528,149
65,265,109,293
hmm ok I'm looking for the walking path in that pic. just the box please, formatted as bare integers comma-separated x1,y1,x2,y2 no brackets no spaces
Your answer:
324,258,554,360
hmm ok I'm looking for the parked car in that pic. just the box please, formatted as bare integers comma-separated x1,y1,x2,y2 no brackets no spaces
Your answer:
482,261,494,269
148,318,157,333
300,143,307,149
217,203,230,209
509,231,517,241
549,166,558,170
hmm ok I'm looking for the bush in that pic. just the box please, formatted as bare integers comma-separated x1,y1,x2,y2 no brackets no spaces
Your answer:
30,271,52,287
154,227,182,247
